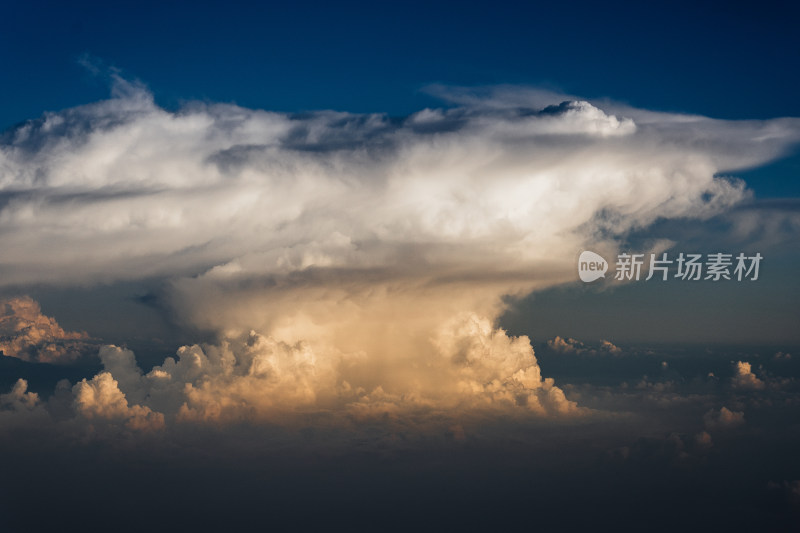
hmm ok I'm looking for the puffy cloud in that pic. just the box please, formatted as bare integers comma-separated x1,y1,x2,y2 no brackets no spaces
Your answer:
0,378,51,429
0,378,40,411
704,406,745,430
547,336,621,356
548,336,585,354
731,361,766,390
73,371,164,431
77,314,578,426
601,340,622,356
0,297,579,435
0,296,92,363
429,314,577,415
694,430,713,448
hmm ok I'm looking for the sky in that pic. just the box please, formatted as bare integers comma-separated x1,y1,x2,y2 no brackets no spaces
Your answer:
1,1,800,531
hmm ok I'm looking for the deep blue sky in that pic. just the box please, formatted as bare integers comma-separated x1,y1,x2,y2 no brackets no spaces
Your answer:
2,0,799,125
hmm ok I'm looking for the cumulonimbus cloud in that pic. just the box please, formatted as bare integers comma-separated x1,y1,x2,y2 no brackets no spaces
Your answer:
1,78,797,431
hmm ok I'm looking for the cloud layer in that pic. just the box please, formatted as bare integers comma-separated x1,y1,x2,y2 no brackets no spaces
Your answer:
2,78,795,290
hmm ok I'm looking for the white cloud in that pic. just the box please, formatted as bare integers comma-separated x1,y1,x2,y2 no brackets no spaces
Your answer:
0,80,792,290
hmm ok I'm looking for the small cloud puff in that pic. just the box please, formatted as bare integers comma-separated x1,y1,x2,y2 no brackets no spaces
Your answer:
547,336,584,354
694,430,713,448
73,372,164,431
0,296,92,363
537,100,637,137
731,361,766,390
0,378,40,411
0,378,50,429
547,336,621,356
704,406,745,430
